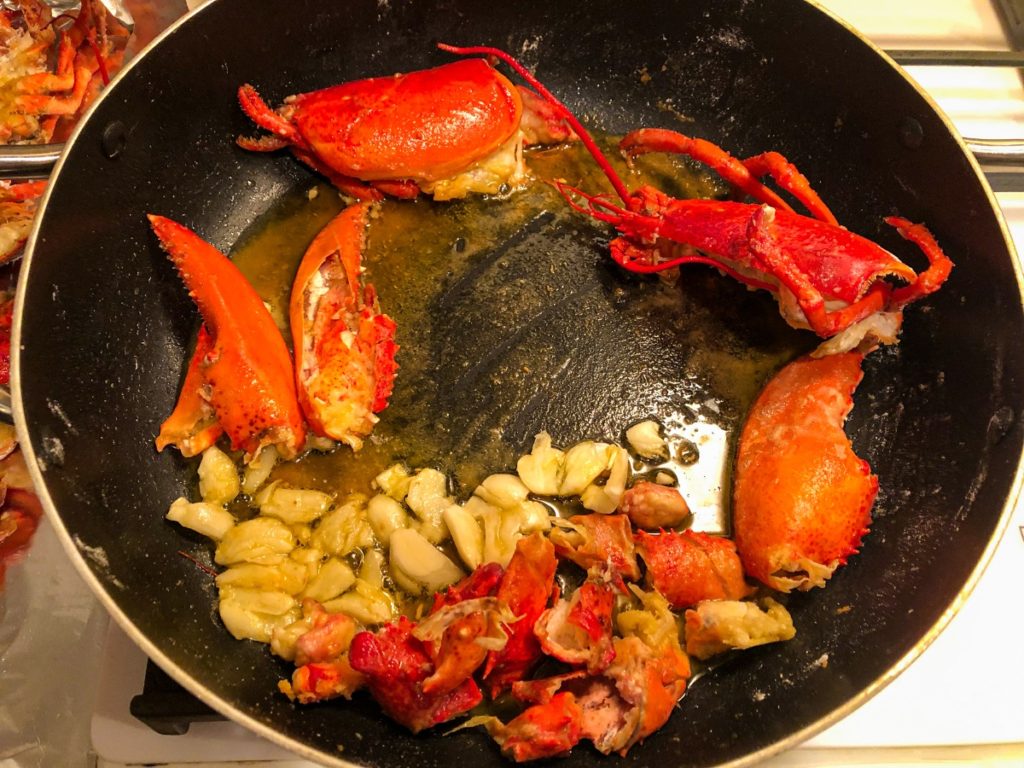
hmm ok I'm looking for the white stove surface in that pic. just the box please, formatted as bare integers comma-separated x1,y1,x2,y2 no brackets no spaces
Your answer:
89,0,1024,766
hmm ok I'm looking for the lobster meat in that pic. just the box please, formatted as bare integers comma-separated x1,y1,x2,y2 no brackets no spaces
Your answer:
238,57,575,202
732,352,877,591
149,215,306,461
440,46,952,348
290,203,398,450
634,529,751,609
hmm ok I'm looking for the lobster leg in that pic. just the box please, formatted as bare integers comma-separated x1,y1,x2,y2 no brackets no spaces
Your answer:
621,128,795,214
237,84,306,148
886,217,954,308
622,128,839,224
739,152,838,225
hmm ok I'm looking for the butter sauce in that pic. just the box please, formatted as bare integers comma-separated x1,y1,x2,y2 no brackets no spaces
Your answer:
227,138,809,526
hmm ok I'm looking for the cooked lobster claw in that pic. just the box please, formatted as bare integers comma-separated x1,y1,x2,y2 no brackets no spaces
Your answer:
289,203,398,449
154,325,224,457
149,215,306,461
733,352,877,591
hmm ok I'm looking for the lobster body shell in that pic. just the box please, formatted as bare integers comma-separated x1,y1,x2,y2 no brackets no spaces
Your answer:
623,194,917,307
292,59,522,184
239,59,527,200
733,352,877,591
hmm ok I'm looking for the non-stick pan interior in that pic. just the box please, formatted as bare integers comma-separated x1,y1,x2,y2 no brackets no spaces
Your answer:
15,0,1023,766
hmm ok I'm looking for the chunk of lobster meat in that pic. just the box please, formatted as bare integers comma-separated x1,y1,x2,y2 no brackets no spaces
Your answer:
238,58,527,201
683,597,796,660
619,481,690,529
154,325,224,457
483,532,557,696
348,615,482,733
430,561,504,612
478,692,584,762
604,635,690,753
634,529,751,609
512,672,637,755
549,513,640,583
733,352,877,591
292,600,358,666
412,597,515,695
535,579,616,673
148,215,306,461
279,654,365,704
289,203,398,450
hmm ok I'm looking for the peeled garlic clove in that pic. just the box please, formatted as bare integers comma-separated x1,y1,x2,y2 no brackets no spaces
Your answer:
443,503,484,569
626,420,668,460
516,431,565,495
302,557,357,603
405,468,452,526
215,517,296,566
559,441,613,496
389,528,464,595
360,548,387,588
366,493,409,546
167,497,236,541
581,446,630,514
198,445,241,504
241,445,278,496
517,500,553,533
474,473,530,509
259,486,334,525
374,464,413,502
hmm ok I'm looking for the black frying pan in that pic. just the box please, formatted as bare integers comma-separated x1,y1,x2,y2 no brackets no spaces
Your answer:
13,0,1024,766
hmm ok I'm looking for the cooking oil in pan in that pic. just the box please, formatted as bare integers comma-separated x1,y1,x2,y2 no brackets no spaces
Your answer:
227,138,808,529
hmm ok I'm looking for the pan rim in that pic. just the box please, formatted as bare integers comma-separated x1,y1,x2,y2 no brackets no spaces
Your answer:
11,0,1024,765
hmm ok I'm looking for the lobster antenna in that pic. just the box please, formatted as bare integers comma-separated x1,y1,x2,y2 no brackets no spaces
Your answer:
437,43,633,206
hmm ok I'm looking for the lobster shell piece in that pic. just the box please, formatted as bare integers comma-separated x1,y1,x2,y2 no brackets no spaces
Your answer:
294,59,521,183
733,352,877,591
289,203,398,449
149,215,306,460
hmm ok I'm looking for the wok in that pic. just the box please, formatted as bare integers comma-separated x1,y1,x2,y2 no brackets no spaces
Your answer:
13,0,1024,765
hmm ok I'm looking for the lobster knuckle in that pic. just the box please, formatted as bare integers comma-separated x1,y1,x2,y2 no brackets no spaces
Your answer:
733,352,877,592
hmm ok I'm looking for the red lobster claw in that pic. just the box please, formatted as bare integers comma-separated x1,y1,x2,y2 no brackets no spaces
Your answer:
149,215,306,461
733,352,877,591
289,203,398,449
